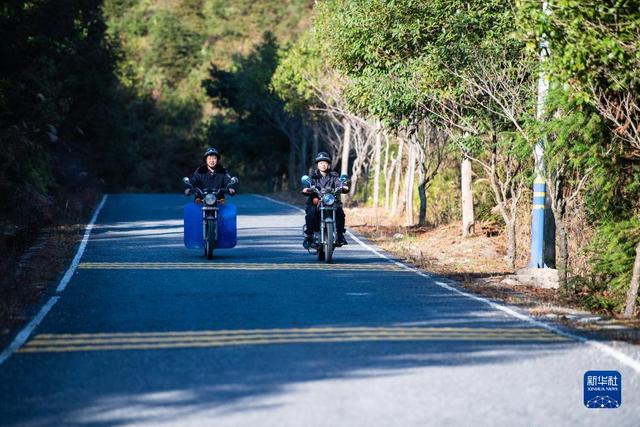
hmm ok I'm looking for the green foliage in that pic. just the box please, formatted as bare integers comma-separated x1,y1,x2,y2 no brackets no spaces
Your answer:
425,163,461,226
521,6,640,311
202,33,297,184
586,218,640,312
541,88,639,221
205,32,280,114
101,0,313,189
517,0,640,102
146,11,204,86
542,89,604,168
0,0,314,222
314,0,518,125
0,0,122,201
271,30,326,114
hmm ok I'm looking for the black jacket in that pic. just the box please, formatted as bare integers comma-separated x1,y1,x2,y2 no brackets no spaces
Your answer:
190,164,236,197
305,169,347,206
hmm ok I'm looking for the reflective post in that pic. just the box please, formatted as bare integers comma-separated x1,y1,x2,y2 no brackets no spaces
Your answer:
529,0,551,269
529,176,546,268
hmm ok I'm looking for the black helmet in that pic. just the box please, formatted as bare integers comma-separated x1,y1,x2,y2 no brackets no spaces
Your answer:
203,147,220,160
315,152,331,163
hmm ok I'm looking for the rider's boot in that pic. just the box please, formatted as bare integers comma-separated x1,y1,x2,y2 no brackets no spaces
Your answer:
303,233,314,249
336,233,348,246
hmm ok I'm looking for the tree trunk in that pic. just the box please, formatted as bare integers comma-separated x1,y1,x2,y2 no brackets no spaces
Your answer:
418,181,427,226
405,142,416,226
623,241,640,318
300,130,308,178
349,171,359,198
311,127,319,174
287,142,296,191
373,127,382,209
349,174,359,200
391,138,404,215
544,193,557,268
461,157,475,237
362,166,370,204
506,219,517,270
341,119,351,204
557,220,569,290
383,135,391,211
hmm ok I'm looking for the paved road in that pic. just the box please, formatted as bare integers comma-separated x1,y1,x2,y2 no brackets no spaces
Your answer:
1,194,639,426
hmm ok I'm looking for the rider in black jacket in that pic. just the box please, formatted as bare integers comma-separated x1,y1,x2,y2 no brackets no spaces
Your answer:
189,147,237,201
302,152,349,247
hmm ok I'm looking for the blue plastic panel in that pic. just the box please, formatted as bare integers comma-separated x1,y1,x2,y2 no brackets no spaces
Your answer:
184,202,203,249
216,203,237,248
183,202,237,249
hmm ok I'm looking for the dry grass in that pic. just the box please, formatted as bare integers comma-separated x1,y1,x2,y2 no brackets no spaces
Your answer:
347,206,512,279
343,205,640,342
0,191,100,347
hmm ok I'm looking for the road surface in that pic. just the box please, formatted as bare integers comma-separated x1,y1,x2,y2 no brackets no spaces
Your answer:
0,194,638,426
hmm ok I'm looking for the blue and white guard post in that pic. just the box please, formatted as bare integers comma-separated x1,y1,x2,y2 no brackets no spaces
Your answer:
529,175,546,268
529,2,551,269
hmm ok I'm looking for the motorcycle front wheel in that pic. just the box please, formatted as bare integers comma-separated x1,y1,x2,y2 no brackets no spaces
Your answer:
325,222,334,263
205,219,216,259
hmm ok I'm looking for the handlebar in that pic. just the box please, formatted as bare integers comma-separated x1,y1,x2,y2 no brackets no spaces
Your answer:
303,186,344,197
182,176,238,198
186,187,232,198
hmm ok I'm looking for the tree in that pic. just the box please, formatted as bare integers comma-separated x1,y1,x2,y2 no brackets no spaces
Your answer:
519,0,640,315
315,0,530,235
539,89,604,289
204,33,307,185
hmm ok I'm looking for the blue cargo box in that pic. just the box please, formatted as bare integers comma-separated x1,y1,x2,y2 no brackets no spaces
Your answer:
184,202,237,249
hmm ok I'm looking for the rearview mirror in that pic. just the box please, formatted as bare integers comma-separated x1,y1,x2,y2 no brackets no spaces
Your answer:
339,174,349,183
182,177,192,187
301,175,311,187
230,176,238,185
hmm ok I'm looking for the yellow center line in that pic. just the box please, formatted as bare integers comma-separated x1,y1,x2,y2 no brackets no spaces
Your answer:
25,331,564,346
33,326,561,339
18,327,570,353
77,262,408,271
79,263,396,266
18,334,569,353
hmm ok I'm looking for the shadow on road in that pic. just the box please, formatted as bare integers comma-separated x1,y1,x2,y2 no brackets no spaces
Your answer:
0,195,580,426
4,333,573,426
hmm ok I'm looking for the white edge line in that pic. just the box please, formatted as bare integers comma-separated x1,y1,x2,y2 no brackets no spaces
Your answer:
252,194,305,213
56,194,108,292
0,194,107,366
258,194,640,374
0,297,60,365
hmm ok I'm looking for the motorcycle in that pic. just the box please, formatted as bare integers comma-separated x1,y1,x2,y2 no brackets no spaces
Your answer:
182,176,238,259
301,174,348,263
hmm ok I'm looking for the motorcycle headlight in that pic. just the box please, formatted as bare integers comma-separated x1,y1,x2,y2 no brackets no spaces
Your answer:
204,194,217,206
322,194,336,206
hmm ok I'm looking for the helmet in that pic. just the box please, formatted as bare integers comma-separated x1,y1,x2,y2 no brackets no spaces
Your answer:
315,152,332,163
203,147,220,160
